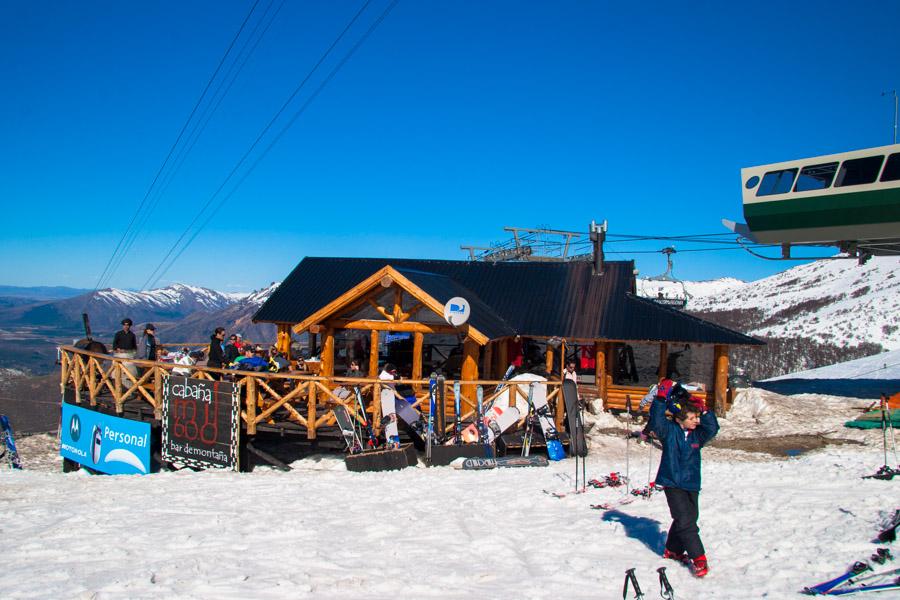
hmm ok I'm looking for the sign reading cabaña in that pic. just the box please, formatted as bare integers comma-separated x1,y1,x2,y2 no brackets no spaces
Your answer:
162,375,239,470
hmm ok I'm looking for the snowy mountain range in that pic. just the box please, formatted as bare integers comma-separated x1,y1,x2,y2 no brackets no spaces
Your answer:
684,256,900,351
638,256,900,379
0,283,241,333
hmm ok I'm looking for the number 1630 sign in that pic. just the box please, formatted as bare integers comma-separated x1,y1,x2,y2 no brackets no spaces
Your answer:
162,376,239,470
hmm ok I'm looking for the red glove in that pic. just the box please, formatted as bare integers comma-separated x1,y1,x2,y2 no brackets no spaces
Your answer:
689,395,706,413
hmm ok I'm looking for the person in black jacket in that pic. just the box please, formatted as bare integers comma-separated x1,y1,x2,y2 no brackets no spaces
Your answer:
112,318,137,354
207,327,226,371
650,389,719,578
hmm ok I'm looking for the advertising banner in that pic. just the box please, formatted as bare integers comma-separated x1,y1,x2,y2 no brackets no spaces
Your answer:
60,402,152,475
161,375,240,470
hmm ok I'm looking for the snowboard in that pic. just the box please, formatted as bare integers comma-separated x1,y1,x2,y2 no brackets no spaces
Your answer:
332,405,362,454
563,379,587,456
0,414,22,469
380,388,400,447
451,455,549,470
394,397,426,441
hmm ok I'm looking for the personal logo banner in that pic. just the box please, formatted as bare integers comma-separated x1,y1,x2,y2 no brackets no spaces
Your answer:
60,402,151,475
161,375,240,470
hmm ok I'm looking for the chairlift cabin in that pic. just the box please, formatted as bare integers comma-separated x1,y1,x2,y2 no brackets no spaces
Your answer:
637,247,691,309
726,144,900,257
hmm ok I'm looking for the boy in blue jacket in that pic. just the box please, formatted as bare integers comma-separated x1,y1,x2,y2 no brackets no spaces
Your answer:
650,389,719,578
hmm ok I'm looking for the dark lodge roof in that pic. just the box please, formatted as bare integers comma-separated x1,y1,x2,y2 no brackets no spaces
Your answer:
254,257,762,346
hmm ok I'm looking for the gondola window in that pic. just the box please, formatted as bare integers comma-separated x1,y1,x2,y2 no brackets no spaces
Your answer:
756,168,797,196
835,155,884,187
793,162,838,192
880,153,900,182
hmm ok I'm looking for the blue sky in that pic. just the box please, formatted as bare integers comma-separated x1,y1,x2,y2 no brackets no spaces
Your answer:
1,1,898,291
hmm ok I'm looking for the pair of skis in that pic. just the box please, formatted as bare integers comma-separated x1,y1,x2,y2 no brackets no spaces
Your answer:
804,550,899,596
0,415,22,470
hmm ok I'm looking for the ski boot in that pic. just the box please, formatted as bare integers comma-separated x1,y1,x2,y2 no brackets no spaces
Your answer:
691,554,709,578
662,549,690,564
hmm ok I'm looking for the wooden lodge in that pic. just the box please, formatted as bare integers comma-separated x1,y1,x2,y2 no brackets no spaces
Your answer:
254,257,762,415
57,256,761,470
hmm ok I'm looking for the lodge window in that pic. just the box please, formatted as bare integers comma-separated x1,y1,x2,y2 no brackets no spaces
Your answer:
835,155,884,187
880,153,900,182
793,162,838,192
756,168,797,196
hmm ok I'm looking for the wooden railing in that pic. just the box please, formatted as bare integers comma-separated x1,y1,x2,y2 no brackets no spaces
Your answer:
58,345,566,439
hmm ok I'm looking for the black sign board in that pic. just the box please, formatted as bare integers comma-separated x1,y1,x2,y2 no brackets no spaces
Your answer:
162,376,240,470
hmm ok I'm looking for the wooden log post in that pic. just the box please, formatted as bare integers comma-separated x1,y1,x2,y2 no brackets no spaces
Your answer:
482,342,493,380
307,377,316,440
714,344,729,417
321,328,335,378
114,360,123,414
596,342,610,409
369,330,379,377
246,377,258,435
555,340,566,430
372,381,382,435
461,338,479,406
412,331,424,386
154,366,163,420
607,343,617,387
545,345,554,376
89,358,97,404
497,338,508,378
658,342,668,380
508,383,517,409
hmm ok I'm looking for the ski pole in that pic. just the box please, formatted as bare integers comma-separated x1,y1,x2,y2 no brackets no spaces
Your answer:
657,567,675,600
622,568,644,600
625,396,632,495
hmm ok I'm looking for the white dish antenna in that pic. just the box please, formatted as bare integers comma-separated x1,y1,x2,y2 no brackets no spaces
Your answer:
444,297,470,326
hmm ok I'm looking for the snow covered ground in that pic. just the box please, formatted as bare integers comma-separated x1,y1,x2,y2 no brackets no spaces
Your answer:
2,390,899,599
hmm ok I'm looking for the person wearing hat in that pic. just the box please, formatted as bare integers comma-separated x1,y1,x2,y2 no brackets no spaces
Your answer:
650,385,718,578
113,318,137,355
140,323,159,361
113,318,139,385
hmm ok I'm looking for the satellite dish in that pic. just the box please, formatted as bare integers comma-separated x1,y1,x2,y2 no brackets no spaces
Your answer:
443,296,470,326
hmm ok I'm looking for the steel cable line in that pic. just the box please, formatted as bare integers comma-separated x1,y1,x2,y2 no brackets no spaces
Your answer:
90,0,263,297
143,0,397,291
106,0,285,287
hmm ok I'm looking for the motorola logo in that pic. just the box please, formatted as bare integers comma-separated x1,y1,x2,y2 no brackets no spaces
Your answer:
69,413,81,442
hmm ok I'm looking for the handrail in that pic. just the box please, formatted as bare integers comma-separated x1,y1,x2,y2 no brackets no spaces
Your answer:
58,345,569,439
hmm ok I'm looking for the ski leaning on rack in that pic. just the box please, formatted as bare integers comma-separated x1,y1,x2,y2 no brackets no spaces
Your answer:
0,415,22,470
453,381,462,444
426,373,437,463
353,386,378,449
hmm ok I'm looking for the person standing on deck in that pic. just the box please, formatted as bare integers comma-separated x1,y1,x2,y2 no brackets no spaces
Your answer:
650,389,719,578
140,324,158,361
563,360,578,386
113,318,137,355
207,327,226,371
113,318,139,385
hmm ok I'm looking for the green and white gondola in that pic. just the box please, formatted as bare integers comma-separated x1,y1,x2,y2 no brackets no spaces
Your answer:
737,144,900,252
